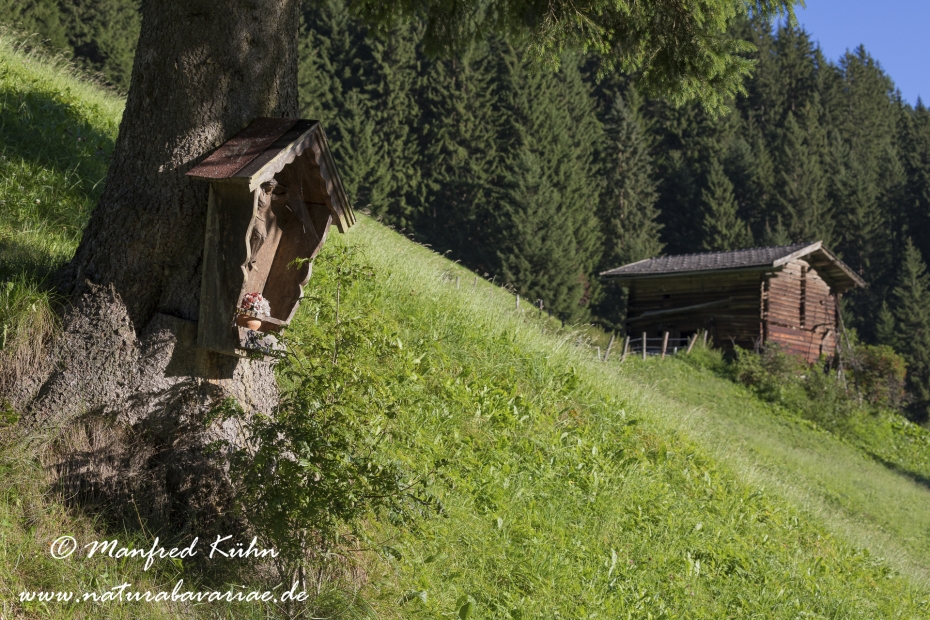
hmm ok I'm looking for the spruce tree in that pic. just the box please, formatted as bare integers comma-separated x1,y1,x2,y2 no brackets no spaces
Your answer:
594,91,663,329
701,159,753,251
829,137,883,276
761,216,791,246
875,301,896,347
496,147,586,320
412,39,506,272
598,93,663,268
493,45,602,322
646,99,715,255
1,0,140,90
551,56,605,299
299,0,421,226
890,239,930,421
901,101,930,261
0,0,70,52
776,108,833,244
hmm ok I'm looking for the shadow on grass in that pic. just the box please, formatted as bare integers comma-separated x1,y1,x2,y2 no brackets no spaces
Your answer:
0,235,69,284
0,83,114,193
865,450,930,492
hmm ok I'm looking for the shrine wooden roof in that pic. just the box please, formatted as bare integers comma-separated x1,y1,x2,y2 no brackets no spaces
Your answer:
187,118,355,232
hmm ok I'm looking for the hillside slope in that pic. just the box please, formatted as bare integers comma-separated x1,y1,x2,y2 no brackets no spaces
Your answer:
622,356,930,586
2,34,930,619
330,218,930,617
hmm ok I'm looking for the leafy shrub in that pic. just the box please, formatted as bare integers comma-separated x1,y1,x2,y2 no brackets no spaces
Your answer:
849,344,907,409
730,343,854,425
221,244,436,588
733,344,805,401
677,334,730,375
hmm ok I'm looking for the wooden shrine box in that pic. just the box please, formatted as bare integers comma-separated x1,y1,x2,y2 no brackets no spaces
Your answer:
186,118,355,356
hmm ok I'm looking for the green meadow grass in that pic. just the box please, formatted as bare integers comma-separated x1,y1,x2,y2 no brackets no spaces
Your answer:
2,27,930,619
0,29,119,279
619,353,930,588
316,220,930,618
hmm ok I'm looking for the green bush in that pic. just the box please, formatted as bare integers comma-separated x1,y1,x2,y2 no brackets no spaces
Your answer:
850,344,907,409
729,344,854,425
733,344,804,402
222,244,436,588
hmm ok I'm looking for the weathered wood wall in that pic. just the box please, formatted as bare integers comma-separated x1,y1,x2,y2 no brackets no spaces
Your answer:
762,259,837,362
626,259,840,362
628,272,764,352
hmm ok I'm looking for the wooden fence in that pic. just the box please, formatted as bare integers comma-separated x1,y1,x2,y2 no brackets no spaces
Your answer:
598,330,707,362
438,269,709,364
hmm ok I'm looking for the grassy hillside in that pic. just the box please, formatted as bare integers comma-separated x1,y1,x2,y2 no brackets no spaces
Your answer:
331,219,930,618
0,34,118,279
2,30,930,619
620,354,930,586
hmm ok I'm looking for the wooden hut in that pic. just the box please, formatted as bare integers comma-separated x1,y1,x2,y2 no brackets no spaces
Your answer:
600,242,865,362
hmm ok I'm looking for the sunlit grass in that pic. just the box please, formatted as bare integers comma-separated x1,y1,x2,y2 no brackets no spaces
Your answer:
308,219,930,617
621,353,930,588
0,27,119,279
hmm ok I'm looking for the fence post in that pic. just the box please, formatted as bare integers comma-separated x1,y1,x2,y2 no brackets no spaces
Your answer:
516,294,520,309
661,331,669,359
642,332,647,360
596,346,601,361
620,336,630,363
702,330,708,346
686,333,698,354
603,333,616,362
456,276,460,289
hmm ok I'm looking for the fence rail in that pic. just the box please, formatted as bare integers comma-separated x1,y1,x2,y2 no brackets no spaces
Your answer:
604,330,706,362
437,269,707,364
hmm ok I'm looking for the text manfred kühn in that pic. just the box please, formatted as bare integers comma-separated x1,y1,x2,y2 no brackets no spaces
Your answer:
56,536,278,571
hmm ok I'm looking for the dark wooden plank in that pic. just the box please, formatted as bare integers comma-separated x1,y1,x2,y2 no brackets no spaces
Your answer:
628,297,734,323
241,185,285,297
187,118,298,180
603,333,616,361
198,184,256,355
299,128,353,232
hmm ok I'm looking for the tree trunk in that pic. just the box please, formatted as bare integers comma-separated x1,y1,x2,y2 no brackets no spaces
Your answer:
20,0,300,533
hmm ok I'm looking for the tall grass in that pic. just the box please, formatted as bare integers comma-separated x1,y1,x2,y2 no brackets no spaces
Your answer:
0,26,121,407
294,221,930,618
619,349,930,589
0,26,120,279
0,276,57,401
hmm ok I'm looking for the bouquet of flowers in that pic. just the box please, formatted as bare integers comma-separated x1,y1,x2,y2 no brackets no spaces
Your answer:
240,292,271,317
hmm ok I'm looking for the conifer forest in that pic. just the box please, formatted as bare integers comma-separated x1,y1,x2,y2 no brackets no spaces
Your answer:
6,0,930,419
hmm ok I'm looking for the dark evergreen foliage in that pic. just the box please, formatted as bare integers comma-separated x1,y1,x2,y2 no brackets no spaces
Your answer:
890,240,930,422
1,0,140,90
701,158,753,251
592,91,663,330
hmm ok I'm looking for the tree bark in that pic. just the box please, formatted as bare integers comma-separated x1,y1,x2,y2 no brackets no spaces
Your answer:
21,0,301,533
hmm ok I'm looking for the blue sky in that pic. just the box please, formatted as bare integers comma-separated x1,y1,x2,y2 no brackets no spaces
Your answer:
791,0,928,105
